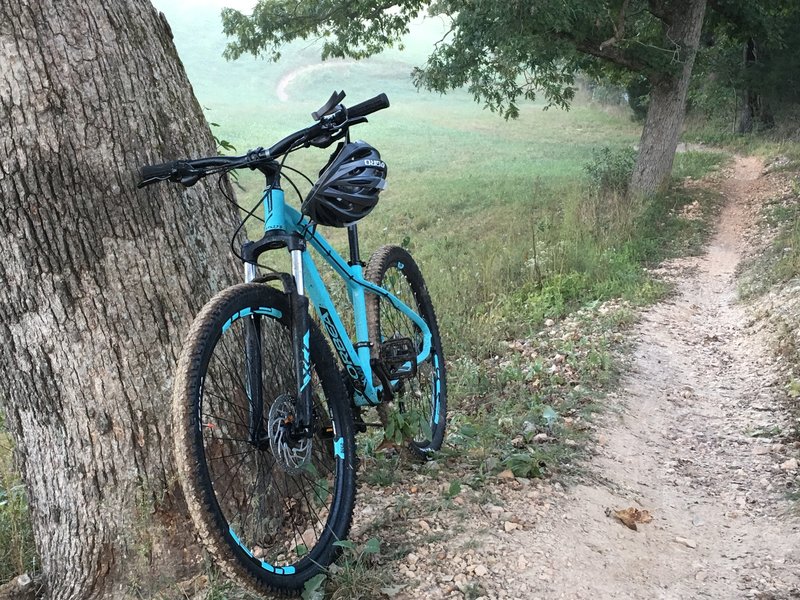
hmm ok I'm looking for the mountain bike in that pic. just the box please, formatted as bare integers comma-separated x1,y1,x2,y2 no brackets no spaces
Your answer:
138,91,446,595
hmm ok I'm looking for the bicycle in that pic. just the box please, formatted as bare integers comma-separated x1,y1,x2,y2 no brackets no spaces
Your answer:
138,91,447,595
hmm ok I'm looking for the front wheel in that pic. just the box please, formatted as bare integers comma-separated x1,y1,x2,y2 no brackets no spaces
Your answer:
172,283,356,595
366,245,447,457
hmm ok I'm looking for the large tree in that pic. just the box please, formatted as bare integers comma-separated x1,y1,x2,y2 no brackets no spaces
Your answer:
0,1,237,597
221,0,708,195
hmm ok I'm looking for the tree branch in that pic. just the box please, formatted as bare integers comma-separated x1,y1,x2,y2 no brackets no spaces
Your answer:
600,0,630,51
554,30,650,72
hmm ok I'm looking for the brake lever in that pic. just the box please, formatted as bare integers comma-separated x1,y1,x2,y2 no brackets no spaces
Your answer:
307,116,369,149
308,130,345,149
180,174,202,187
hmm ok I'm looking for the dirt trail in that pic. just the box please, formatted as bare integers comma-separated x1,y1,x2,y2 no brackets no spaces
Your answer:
508,156,800,599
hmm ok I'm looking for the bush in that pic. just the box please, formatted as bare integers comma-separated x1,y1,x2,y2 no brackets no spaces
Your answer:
584,146,637,195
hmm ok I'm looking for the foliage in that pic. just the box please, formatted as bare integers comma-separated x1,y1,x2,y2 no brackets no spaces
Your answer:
222,0,703,119
584,146,638,195
384,406,432,446
0,416,37,585
690,3,800,131
324,538,385,600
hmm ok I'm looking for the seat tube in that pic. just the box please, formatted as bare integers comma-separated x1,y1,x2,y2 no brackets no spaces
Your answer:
347,226,373,389
349,262,373,385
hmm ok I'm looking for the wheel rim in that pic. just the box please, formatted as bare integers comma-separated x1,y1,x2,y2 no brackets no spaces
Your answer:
379,265,440,446
198,313,343,572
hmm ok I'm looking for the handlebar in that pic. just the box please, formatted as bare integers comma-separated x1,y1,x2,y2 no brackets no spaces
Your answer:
138,91,390,188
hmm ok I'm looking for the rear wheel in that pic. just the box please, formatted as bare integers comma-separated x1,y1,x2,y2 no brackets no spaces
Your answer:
365,246,447,457
173,283,356,594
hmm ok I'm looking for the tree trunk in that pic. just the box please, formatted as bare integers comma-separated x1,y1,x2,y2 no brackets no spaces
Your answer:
629,0,707,196
0,2,239,598
738,38,757,134
737,38,774,134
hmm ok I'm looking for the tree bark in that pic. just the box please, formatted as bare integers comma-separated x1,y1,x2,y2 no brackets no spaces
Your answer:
737,38,774,134
629,0,708,196
0,1,238,598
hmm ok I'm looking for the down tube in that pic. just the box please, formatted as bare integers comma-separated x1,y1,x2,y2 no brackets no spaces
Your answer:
301,252,378,406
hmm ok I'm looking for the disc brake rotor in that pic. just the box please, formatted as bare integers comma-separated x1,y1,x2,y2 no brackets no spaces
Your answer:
267,394,312,474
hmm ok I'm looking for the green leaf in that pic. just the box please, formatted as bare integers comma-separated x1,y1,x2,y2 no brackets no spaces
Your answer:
362,537,381,555
459,424,478,438
333,539,356,550
295,544,309,557
445,480,461,498
541,405,558,427
392,427,405,445
301,573,326,600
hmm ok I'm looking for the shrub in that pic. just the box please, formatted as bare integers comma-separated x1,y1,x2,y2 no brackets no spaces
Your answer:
584,146,637,195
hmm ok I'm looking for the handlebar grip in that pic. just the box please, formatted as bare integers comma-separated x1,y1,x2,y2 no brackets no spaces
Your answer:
140,161,180,180
348,93,390,119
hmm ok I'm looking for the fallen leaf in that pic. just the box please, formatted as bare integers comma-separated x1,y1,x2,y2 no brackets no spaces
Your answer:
608,506,653,531
497,469,515,480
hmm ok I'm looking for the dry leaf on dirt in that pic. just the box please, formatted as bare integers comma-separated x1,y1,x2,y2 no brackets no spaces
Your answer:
606,506,653,531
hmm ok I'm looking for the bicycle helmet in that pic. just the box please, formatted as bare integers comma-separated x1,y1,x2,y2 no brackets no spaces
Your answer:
301,141,387,227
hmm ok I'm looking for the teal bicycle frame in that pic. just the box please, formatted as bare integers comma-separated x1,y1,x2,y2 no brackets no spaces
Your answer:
249,185,432,408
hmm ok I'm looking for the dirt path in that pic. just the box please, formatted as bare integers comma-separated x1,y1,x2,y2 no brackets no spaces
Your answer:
382,156,800,600
503,156,800,599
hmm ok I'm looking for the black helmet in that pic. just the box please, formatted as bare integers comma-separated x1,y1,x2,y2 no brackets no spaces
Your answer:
301,141,387,227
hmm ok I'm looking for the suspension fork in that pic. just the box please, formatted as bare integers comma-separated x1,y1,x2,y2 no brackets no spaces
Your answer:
243,261,264,444
290,247,314,435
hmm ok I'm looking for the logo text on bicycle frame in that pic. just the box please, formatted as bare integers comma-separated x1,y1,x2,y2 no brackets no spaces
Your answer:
319,307,367,392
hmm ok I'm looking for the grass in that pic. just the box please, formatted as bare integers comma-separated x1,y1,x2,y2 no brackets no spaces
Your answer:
0,414,37,586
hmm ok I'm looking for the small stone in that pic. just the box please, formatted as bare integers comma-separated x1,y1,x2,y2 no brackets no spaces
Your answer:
498,469,515,480
675,537,697,549
474,564,488,577
696,571,707,581
780,458,798,471
533,433,549,443
545,318,555,327
406,552,419,565
419,519,431,531
753,446,771,455
504,521,519,532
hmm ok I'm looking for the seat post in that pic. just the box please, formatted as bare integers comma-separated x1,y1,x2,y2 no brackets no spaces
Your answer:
347,225,362,266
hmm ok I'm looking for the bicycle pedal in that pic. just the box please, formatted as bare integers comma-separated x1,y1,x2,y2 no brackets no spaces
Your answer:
379,337,417,379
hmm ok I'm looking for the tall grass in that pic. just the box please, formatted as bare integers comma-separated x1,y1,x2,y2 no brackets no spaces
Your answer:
0,414,37,585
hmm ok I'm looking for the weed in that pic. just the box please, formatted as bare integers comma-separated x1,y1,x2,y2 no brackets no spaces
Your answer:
326,538,387,600
585,146,637,195
0,414,37,586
